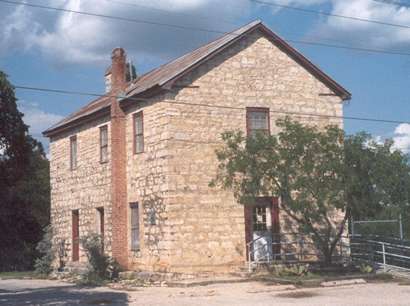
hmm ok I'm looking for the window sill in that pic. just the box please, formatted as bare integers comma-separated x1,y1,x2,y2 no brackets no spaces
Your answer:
99,160,109,164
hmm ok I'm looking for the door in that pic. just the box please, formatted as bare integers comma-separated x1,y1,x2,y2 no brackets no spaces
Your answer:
252,205,273,261
245,197,280,262
72,210,79,261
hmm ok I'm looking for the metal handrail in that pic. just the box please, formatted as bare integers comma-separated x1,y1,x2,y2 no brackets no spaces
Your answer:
247,233,350,272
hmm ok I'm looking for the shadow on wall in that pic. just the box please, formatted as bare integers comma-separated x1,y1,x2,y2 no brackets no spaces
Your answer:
143,193,166,259
0,282,128,306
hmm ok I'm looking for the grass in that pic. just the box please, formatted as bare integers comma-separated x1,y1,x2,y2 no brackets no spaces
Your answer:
0,271,38,280
253,269,396,288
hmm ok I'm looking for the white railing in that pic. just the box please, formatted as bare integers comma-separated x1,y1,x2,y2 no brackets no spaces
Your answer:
247,233,349,272
350,236,410,272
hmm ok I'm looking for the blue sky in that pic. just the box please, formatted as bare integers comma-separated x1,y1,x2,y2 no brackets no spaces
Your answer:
1,0,410,153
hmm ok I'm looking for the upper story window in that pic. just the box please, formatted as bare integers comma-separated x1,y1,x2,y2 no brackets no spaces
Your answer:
99,125,108,163
70,135,77,170
133,112,144,154
246,107,270,137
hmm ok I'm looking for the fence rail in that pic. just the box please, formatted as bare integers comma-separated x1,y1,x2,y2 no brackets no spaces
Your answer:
350,236,410,271
247,233,410,272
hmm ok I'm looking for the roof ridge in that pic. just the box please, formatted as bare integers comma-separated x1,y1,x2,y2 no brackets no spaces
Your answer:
44,19,350,137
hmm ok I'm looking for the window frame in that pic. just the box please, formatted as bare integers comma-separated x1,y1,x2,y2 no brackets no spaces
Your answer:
246,107,270,137
133,111,144,154
70,135,77,170
99,125,109,163
130,202,140,251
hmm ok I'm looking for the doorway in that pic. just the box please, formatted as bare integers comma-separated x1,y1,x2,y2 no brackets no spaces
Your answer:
72,210,79,261
245,197,280,262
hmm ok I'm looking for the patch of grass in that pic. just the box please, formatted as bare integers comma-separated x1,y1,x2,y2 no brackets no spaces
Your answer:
276,291,319,298
0,271,37,279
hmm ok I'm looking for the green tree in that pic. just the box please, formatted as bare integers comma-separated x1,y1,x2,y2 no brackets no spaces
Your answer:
0,71,50,271
211,117,410,264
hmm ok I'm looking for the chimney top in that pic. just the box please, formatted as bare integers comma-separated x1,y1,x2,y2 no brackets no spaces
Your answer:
111,47,126,59
109,47,127,93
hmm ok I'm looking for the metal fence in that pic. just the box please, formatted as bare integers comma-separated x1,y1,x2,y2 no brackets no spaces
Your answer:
247,233,410,272
350,236,410,271
247,233,349,272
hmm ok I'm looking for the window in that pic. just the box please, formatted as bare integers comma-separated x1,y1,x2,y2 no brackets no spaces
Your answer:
246,108,270,137
70,136,77,170
253,206,268,231
130,203,140,250
96,207,104,251
133,112,144,154
99,125,108,163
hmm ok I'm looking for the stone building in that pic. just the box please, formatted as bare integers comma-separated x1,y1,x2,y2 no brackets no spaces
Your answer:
43,20,350,273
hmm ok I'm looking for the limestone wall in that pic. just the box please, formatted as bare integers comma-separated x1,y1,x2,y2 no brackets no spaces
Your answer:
153,29,344,272
49,28,346,273
49,115,112,265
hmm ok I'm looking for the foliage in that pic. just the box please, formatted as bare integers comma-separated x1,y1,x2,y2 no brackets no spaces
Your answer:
273,264,310,277
358,263,374,274
80,233,121,284
0,71,50,271
211,117,410,264
34,226,55,276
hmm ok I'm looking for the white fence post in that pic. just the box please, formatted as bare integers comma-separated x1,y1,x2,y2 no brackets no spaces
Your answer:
399,214,404,240
382,243,386,272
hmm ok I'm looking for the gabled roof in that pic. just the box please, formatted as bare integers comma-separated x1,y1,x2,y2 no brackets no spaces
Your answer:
43,20,351,137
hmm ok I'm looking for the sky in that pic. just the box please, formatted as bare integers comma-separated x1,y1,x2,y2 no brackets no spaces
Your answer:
0,0,410,154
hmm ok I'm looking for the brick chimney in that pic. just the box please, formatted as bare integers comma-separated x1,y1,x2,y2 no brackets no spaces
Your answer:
109,48,128,269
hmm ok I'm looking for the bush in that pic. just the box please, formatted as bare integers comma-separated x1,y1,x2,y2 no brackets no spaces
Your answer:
34,225,54,276
80,233,121,284
273,264,310,277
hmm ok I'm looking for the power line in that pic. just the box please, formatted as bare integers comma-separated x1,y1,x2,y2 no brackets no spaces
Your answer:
370,0,410,8
252,0,410,30
105,0,240,26
1,0,410,57
0,0,227,35
14,85,410,125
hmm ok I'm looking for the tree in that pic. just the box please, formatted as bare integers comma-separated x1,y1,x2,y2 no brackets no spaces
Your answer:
0,71,50,271
211,117,410,264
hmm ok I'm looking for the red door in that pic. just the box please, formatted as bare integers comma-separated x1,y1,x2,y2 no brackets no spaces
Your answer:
72,210,79,261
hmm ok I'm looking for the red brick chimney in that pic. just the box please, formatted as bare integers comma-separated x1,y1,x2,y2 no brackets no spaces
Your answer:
109,48,128,269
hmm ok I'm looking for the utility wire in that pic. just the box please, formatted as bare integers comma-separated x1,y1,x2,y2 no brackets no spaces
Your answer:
104,0,410,56
252,0,410,29
14,85,410,125
105,0,240,26
370,0,410,8
1,0,410,57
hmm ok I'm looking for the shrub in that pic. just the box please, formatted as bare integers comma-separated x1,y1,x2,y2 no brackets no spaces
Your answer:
80,233,121,284
34,225,54,276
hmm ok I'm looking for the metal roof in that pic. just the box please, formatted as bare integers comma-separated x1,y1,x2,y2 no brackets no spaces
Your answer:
43,20,350,137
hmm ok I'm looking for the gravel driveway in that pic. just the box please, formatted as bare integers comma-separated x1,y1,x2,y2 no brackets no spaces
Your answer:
1,278,410,305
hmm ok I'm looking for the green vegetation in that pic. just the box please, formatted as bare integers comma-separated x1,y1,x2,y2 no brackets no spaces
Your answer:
212,117,410,265
79,233,121,285
0,271,37,280
34,225,55,276
0,71,50,271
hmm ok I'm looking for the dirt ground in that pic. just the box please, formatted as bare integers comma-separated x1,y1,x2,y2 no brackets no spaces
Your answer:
1,278,410,305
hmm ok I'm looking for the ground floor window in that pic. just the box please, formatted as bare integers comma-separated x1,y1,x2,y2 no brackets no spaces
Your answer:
130,203,140,251
96,207,104,251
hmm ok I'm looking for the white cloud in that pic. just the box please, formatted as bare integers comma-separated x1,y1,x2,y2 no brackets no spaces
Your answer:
312,0,410,48
0,0,251,65
393,123,410,154
18,101,64,151
0,3,42,55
